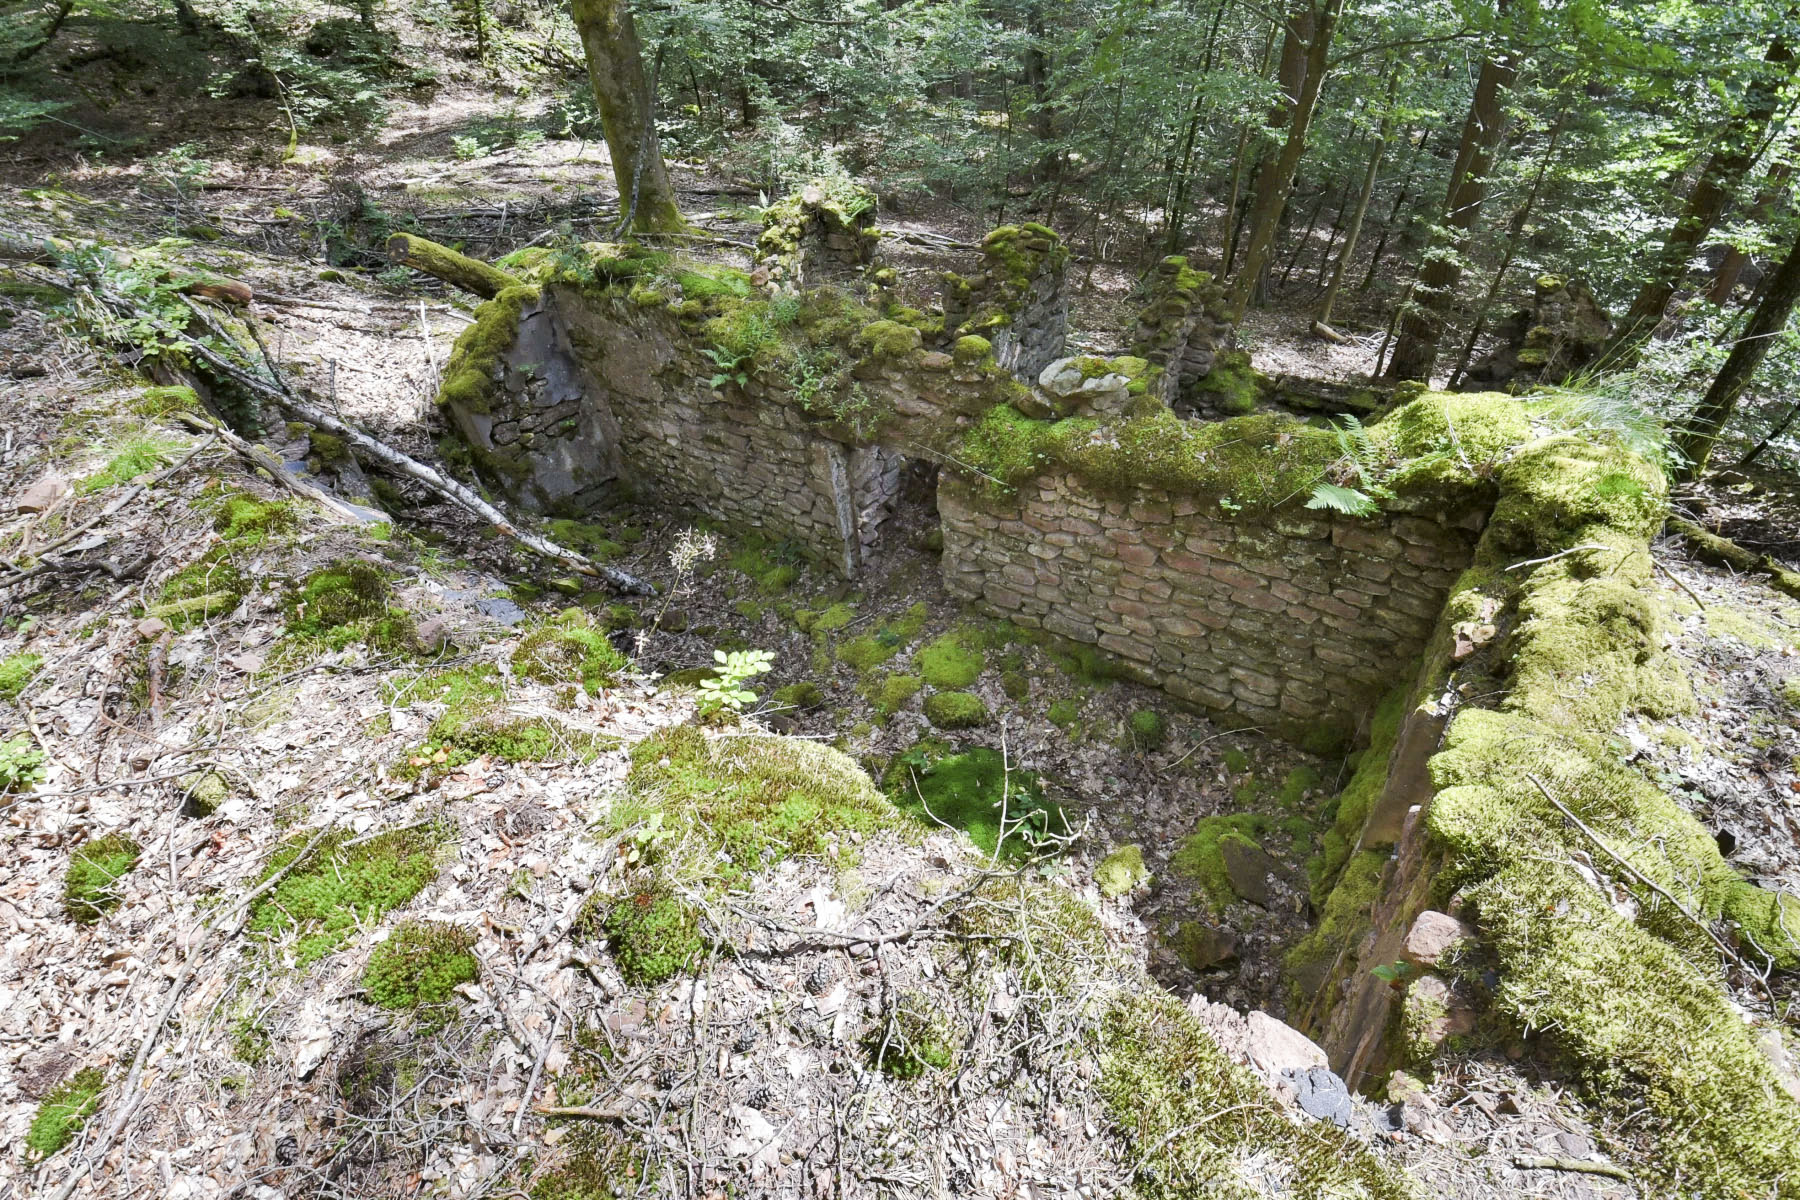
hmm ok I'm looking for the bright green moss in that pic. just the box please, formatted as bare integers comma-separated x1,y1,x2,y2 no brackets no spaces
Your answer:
1170,815,1269,914
396,664,615,774
1284,849,1387,992
770,681,824,711
883,740,1065,858
869,673,922,717
1485,435,1667,557
0,652,42,702
728,537,801,593
952,334,992,363
809,601,857,636
545,520,626,561
129,385,200,418
674,266,751,300
854,319,922,358
78,435,179,494
287,560,417,654
915,630,986,689
1278,765,1321,808
25,1067,105,1160
600,883,701,986
514,610,630,690
1095,844,1150,897
1098,992,1410,1200
63,833,141,923
1310,687,1407,901
1221,747,1250,774
363,922,479,1010
624,725,892,888
437,285,538,415
246,824,443,965
838,634,898,673
923,690,989,729
1784,675,1800,708
1047,696,1083,726
155,546,248,630
1127,709,1166,750
213,494,295,544
1192,349,1261,415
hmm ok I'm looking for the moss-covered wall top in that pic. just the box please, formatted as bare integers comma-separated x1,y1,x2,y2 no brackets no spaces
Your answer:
1295,413,1800,1199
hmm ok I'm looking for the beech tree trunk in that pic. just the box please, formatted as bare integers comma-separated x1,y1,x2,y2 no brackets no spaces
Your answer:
1707,161,1793,305
1316,77,1391,330
1229,6,1312,287
1619,35,1795,344
1229,0,1344,315
1382,31,1517,381
570,0,686,235
1675,223,1800,479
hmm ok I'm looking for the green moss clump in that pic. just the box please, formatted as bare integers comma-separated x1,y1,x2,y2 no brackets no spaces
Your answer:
78,435,179,494
25,1067,105,1160
1221,747,1250,774
1095,844,1150,897
0,652,42,702
529,1127,652,1199
883,740,1066,859
182,770,229,817
869,673,922,717
1170,815,1269,914
1784,675,1800,709
363,921,479,1010
924,690,989,729
1284,849,1388,997
63,833,141,923
865,997,953,1078
623,725,893,888
514,610,631,690
437,285,538,414
284,559,417,654
952,334,992,363
598,883,701,986
1098,992,1409,1199
809,601,857,635
1309,687,1407,901
247,824,443,965
396,664,614,774
1192,349,1261,415
837,634,898,673
213,494,295,544
854,319,922,358
674,266,751,300
1127,709,1166,750
129,385,199,418
770,681,825,711
728,536,801,593
155,545,248,630
545,520,626,561
1047,696,1083,726
915,630,986,689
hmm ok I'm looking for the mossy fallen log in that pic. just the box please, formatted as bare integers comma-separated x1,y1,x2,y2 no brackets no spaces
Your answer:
385,233,522,299
1668,517,1800,600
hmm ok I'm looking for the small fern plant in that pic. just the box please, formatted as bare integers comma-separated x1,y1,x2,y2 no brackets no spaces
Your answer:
1307,415,1388,518
703,346,752,389
696,648,774,718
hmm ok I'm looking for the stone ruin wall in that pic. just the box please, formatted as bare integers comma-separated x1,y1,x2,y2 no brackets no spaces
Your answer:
938,474,1484,742
445,216,1491,737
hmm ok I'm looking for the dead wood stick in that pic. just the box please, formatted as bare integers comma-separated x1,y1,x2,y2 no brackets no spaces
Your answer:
534,1104,630,1120
171,412,368,525
1511,1155,1631,1181
385,232,522,299
1667,517,1800,601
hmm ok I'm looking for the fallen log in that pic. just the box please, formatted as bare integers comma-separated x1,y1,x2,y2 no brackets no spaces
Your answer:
1667,517,1800,601
385,232,523,299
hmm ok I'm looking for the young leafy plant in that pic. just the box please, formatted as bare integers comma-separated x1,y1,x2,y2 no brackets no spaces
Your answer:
696,648,774,718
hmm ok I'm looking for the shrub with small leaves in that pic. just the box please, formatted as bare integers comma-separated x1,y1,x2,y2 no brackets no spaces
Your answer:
26,1067,105,1159
0,735,46,793
362,922,479,1010
63,833,140,923
696,648,774,718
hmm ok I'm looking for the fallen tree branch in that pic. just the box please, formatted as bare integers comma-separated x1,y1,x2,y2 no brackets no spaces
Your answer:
385,232,523,299
171,412,371,525
1666,517,1800,601
1511,1156,1631,1181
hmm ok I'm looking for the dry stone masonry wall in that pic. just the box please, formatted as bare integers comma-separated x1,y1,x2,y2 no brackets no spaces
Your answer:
939,474,1483,744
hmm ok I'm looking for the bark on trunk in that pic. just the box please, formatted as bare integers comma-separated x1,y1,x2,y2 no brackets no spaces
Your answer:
1316,78,1391,330
1707,162,1793,305
1675,223,1800,478
386,233,523,299
1620,35,1796,344
1229,0,1343,315
1382,36,1517,381
570,0,686,235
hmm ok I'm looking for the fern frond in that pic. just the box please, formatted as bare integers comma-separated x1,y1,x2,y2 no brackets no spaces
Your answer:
1305,482,1378,517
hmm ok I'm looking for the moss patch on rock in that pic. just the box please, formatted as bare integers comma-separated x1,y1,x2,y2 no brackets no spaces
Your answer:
0,651,42,702
915,630,986,689
1095,844,1149,897
1169,815,1269,914
437,285,539,415
513,609,631,690
923,690,989,729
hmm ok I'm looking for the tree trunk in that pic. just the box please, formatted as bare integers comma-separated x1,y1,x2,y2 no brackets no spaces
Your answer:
570,0,686,235
1228,0,1344,315
1222,23,1278,272
1707,161,1794,305
1675,224,1800,478
1619,35,1796,344
1231,5,1312,287
1316,73,1393,329
1358,128,1428,291
1382,31,1517,381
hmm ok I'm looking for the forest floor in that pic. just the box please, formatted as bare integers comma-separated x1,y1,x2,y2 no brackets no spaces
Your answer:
0,70,1796,1200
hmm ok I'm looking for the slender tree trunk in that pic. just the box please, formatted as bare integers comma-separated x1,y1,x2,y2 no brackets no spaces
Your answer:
1383,27,1518,381
1024,1,1058,186
570,0,685,235
1281,180,1335,285
12,0,75,61
1619,35,1797,345
1359,128,1428,291
1707,161,1794,305
1675,223,1800,479
1229,0,1344,314
1736,399,1800,466
1316,71,1394,329
1222,24,1278,271
1232,1,1318,306
1164,0,1231,254
1447,109,1567,387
